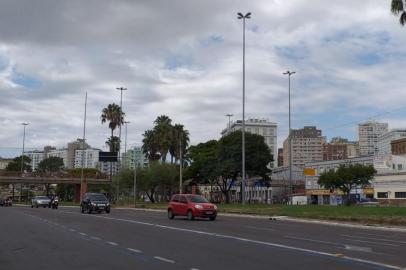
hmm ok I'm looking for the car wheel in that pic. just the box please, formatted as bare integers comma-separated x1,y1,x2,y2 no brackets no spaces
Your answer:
167,209,175,220
106,208,110,214
209,216,216,221
36,205,39,208
80,206,84,213
31,205,34,208
87,207,92,214
187,210,194,221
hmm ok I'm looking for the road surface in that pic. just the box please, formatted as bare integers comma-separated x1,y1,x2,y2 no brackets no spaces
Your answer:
1,206,406,270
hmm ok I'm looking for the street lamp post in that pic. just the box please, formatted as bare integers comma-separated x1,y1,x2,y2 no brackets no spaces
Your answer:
80,92,87,202
238,12,251,205
116,86,127,202
225,114,233,132
19,123,29,203
283,70,296,204
124,121,130,170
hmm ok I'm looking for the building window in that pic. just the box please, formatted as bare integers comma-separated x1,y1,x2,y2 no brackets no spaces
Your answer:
377,192,388,198
395,192,406,198
398,164,403,170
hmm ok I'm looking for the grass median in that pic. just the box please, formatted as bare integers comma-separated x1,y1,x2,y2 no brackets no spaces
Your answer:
133,202,406,226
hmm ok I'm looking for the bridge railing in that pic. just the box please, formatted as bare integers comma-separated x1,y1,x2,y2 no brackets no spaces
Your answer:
0,170,109,180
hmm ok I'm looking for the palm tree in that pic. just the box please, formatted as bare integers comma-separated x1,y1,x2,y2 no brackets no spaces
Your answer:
153,115,173,162
391,0,406,26
169,124,190,164
106,136,121,152
142,130,160,161
101,103,125,138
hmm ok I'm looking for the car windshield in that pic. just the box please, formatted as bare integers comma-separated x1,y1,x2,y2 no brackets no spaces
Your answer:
189,196,209,203
36,196,49,200
90,194,107,201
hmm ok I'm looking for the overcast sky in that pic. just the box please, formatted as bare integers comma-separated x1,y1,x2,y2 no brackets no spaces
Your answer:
0,0,405,157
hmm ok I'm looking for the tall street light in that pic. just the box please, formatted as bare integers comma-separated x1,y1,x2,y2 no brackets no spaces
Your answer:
20,122,29,203
283,70,295,204
238,12,251,204
116,86,127,202
225,114,233,132
124,121,130,168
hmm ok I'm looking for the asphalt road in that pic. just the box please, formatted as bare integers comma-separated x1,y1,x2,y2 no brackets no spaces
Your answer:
1,206,406,270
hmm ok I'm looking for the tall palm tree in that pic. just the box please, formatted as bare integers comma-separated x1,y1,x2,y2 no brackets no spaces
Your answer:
101,103,125,138
169,124,190,164
391,0,406,26
153,115,173,162
142,130,160,161
106,136,120,152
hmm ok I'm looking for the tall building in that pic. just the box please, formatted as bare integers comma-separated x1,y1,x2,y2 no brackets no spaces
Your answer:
26,150,45,171
47,149,69,168
391,138,406,156
283,126,324,168
358,121,388,156
221,118,277,168
74,149,100,169
323,143,347,161
277,148,284,167
122,147,149,169
377,129,406,155
67,139,90,169
346,141,359,158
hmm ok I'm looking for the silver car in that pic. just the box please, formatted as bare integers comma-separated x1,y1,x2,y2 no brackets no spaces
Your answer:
31,196,51,208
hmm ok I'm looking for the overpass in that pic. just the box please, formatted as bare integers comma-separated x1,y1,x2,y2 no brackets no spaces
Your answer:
0,172,110,202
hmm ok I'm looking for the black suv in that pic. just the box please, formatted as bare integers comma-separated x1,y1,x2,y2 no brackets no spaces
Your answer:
80,193,110,214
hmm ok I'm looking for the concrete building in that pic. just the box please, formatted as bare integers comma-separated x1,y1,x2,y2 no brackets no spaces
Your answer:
26,150,45,171
221,118,277,168
283,126,324,168
99,161,119,176
47,149,69,168
304,156,374,205
391,138,406,155
358,121,388,156
277,148,283,167
377,129,406,155
122,147,148,169
67,139,90,169
346,141,359,158
0,158,13,170
74,149,100,169
323,143,348,161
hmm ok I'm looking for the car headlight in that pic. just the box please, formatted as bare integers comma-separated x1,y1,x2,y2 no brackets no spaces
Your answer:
195,204,203,209
213,205,217,210
91,202,97,206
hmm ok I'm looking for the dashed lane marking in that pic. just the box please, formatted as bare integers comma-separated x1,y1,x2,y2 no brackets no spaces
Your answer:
91,236,101,241
154,256,175,264
107,241,118,246
127,248,142,253
79,232,87,236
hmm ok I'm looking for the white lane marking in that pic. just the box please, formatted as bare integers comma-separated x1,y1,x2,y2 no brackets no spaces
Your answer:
154,256,175,264
344,245,372,252
190,268,200,270
107,241,118,246
127,248,142,253
79,232,87,236
343,238,399,247
91,236,101,241
69,229,76,232
244,225,275,231
341,234,406,245
61,211,405,270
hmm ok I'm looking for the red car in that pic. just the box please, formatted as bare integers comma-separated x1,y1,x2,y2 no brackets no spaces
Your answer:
167,194,217,221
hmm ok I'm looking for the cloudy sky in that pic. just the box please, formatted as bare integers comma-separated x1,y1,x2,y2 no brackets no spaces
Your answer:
0,0,405,157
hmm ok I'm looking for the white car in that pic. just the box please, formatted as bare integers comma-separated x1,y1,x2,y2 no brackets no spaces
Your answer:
31,196,51,208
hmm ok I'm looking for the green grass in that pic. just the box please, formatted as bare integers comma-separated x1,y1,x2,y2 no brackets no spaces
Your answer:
132,203,406,226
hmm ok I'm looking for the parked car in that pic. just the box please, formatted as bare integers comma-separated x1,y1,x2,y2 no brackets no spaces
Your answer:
167,194,217,221
31,196,51,208
357,198,380,206
80,193,110,214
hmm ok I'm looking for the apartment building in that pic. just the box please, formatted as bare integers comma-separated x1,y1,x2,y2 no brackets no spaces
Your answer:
358,121,388,156
221,118,277,168
74,149,100,169
377,129,406,155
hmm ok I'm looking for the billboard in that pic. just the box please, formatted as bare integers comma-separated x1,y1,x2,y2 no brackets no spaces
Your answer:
99,152,118,162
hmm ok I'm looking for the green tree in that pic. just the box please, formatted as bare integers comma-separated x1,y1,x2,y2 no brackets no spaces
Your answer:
153,115,173,162
170,124,190,164
142,129,160,161
391,0,406,26
37,157,64,173
185,140,219,184
5,155,31,172
318,164,376,204
101,103,125,138
106,136,121,153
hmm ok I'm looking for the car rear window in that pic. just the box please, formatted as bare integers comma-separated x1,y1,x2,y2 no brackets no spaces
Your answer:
36,196,49,200
188,196,209,203
171,195,179,202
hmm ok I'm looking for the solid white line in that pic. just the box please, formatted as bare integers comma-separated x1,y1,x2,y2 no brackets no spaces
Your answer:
107,241,118,246
190,268,200,270
61,211,405,270
154,256,175,264
91,236,101,241
79,232,87,236
127,248,142,253
285,236,342,246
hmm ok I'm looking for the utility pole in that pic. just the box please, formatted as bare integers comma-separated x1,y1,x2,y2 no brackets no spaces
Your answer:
80,92,87,202
225,114,233,133
19,123,29,203
116,86,127,202
283,70,296,205
237,12,251,205
179,138,183,194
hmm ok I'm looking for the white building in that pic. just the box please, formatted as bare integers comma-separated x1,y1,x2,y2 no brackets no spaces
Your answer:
74,149,100,169
99,161,119,176
26,151,45,171
358,121,388,156
221,118,277,168
377,129,406,155
47,149,69,168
